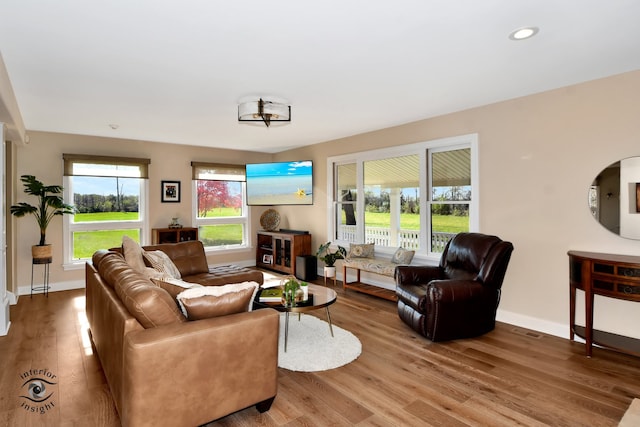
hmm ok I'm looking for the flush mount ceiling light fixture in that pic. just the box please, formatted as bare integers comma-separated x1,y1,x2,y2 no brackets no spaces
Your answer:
238,98,291,127
509,26,539,41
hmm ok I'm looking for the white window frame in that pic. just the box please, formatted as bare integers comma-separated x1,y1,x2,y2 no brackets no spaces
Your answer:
326,133,479,262
191,164,250,253
62,158,149,270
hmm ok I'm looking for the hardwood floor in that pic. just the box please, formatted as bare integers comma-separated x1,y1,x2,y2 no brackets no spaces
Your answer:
1,280,640,426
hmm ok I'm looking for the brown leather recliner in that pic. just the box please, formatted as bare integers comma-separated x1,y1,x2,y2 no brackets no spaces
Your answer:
395,232,514,341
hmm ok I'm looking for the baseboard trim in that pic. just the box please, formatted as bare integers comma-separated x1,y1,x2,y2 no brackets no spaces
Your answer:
17,279,85,297
315,266,570,340
496,309,569,340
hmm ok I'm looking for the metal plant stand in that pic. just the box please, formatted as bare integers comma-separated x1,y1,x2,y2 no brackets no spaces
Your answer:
31,257,52,297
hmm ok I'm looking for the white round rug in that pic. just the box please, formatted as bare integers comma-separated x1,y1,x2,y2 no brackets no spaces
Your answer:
278,313,362,372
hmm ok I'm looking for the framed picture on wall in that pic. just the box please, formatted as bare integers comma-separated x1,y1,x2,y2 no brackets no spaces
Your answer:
161,180,180,203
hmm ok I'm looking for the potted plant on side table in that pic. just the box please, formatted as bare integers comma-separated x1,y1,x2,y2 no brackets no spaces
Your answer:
316,242,347,282
10,175,76,261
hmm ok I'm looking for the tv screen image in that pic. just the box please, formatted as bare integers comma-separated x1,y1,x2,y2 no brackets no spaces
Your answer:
246,161,313,205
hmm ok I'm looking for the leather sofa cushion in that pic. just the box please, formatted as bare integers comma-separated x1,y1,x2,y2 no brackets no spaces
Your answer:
142,241,209,277
116,277,187,328
177,282,259,321
185,265,264,286
97,251,186,328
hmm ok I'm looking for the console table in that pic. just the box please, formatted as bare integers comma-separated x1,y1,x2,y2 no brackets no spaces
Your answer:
568,250,640,357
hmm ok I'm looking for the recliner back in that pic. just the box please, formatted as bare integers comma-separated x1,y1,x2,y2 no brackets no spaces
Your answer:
440,232,513,288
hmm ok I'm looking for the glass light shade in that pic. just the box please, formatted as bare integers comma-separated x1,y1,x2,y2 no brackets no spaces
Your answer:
238,99,290,124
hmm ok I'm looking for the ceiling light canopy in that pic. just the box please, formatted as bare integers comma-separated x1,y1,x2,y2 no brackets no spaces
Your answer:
509,26,539,41
238,98,291,127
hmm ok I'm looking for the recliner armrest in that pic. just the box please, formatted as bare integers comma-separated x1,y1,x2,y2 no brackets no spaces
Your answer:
395,265,444,285
428,279,489,304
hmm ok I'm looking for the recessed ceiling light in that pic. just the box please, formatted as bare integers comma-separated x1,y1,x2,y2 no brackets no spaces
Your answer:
509,26,539,41
109,124,119,130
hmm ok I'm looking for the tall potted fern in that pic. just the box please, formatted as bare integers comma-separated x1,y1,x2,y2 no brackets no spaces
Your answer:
10,175,75,260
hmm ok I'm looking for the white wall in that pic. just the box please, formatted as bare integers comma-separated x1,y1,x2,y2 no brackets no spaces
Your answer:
276,70,640,340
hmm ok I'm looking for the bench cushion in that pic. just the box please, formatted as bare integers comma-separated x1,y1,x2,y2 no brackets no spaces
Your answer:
343,258,397,277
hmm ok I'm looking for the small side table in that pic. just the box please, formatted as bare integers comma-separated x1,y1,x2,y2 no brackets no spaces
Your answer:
31,257,52,297
324,268,337,287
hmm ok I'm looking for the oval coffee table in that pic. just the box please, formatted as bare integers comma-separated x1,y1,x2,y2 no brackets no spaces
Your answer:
254,283,337,352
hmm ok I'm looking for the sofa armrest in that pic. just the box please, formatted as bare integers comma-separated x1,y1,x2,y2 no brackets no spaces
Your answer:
395,265,444,285
122,309,279,427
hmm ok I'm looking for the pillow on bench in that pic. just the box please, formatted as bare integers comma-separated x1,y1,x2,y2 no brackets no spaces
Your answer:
391,247,415,265
348,243,375,258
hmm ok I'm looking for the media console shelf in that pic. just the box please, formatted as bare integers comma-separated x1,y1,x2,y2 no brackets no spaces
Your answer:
568,250,640,358
256,231,312,276
152,227,198,244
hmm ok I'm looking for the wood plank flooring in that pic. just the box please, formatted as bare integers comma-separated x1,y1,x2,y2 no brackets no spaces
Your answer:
1,279,640,426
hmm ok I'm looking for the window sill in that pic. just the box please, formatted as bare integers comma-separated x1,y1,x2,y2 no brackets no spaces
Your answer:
203,245,251,255
63,261,89,271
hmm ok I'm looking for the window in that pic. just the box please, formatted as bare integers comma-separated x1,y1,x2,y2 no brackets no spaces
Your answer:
428,147,472,252
328,134,478,258
63,154,150,266
192,162,248,250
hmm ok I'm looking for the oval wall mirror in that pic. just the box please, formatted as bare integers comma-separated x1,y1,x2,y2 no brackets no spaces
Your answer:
590,156,640,239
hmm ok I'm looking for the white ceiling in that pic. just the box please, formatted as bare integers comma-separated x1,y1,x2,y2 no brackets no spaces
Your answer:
1,1,639,153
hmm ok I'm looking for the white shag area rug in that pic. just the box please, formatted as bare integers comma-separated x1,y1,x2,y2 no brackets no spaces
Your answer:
278,313,362,372
619,398,640,426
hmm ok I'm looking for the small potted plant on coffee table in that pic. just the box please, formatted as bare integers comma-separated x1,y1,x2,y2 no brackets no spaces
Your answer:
281,276,304,307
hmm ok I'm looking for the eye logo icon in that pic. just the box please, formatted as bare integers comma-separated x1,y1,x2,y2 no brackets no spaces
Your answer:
21,378,55,403
18,369,58,415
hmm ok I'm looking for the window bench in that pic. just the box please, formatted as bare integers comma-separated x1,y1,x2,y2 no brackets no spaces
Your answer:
342,258,398,302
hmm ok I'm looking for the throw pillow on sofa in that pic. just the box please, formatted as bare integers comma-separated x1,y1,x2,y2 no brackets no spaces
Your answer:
122,235,147,273
151,277,203,300
176,282,259,321
143,250,182,279
121,236,168,280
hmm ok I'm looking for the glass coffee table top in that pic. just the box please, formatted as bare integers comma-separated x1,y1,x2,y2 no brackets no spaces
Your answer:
254,283,337,351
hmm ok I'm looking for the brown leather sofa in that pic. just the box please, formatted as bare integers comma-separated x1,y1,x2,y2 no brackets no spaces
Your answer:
395,232,514,342
112,240,265,286
85,241,278,427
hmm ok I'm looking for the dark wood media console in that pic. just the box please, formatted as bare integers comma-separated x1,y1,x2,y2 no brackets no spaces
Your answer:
256,231,312,277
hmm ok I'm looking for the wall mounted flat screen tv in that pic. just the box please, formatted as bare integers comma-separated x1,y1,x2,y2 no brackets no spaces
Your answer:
246,160,313,206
